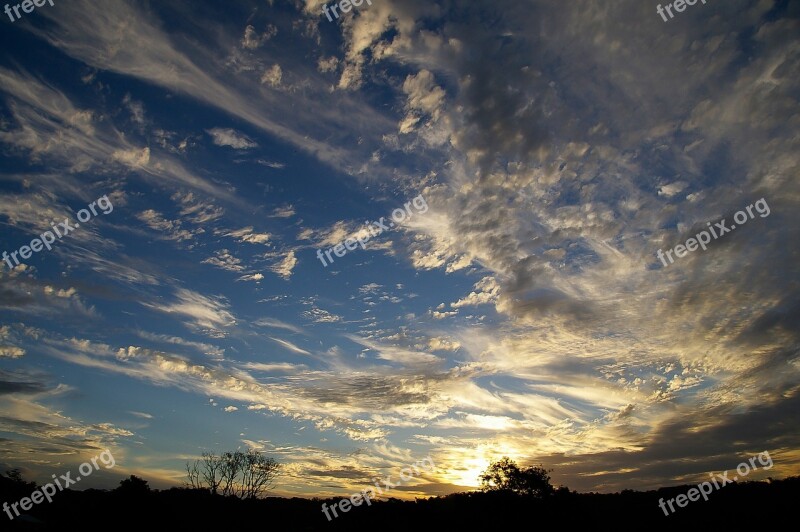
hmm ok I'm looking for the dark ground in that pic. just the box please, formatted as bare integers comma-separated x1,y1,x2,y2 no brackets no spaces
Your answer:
2,475,797,530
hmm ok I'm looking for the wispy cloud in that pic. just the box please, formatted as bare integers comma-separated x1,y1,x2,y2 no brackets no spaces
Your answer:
142,288,236,337
269,337,311,356
206,127,258,150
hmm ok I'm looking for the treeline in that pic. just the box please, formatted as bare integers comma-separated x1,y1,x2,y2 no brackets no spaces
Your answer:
1,456,796,530
1,473,797,530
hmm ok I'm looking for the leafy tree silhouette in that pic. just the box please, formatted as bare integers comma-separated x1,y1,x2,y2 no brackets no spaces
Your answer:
116,475,151,495
479,457,554,498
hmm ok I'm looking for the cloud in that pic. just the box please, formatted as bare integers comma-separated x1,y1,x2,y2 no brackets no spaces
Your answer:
28,0,396,182
142,288,236,337
224,227,271,245
43,286,77,298
254,318,304,334
261,64,283,88
137,210,199,242
135,331,225,359
241,362,307,373
451,277,500,309
302,307,342,323
237,273,264,282
0,370,132,465
427,337,461,352
111,147,150,167
270,205,295,218
122,93,146,126
202,249,244,272
348,335,442,367
270,337,311,356
172,191,225,224
399,70,446,134
206,128,258,149
271,251,297,280
317,56,339,73
256,159,286,169
241,24,277,49
0,346,25,358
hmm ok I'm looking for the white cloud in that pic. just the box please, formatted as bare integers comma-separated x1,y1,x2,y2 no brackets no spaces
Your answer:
225,227,271,245
317,56,339,73
136,210,199,242
302,307,342,323
256,159,286,169
261,64,283,88
237,273,264,282
172,191,224,224
427,337,461,352
270,205,295,218
254,318,303,334
206,127,258,149
270,337,311,356
241,24,276,49
111,146,150,167
271,250,297,280
202,249,244,272
451,277,500,308
0,346,25,358
143,288,236,337
43,286,77,298
122,93,146,125
135,331,225,359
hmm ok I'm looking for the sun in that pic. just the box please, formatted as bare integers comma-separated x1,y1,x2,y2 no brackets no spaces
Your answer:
449,457,490,488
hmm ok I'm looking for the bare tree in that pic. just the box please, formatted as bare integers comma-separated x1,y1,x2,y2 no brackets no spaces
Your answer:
239,450,280,499
186,460,202,489
220,451,244,497
186,449,280,499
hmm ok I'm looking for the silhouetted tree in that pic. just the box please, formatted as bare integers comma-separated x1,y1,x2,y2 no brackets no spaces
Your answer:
479,457,554,498
1,469,36,492
5,469,24,483
186,452,225,494
239,449,279,499
220,450,244,496
186,450,280,499
116,475,150,494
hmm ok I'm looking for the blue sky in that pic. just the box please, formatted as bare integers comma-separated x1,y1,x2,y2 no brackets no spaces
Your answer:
1,0,799,498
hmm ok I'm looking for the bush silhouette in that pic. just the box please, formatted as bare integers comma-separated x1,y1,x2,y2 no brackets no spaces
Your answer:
116,475,150,495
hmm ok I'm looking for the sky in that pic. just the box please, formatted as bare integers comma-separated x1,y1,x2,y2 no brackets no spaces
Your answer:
0,0,798,499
